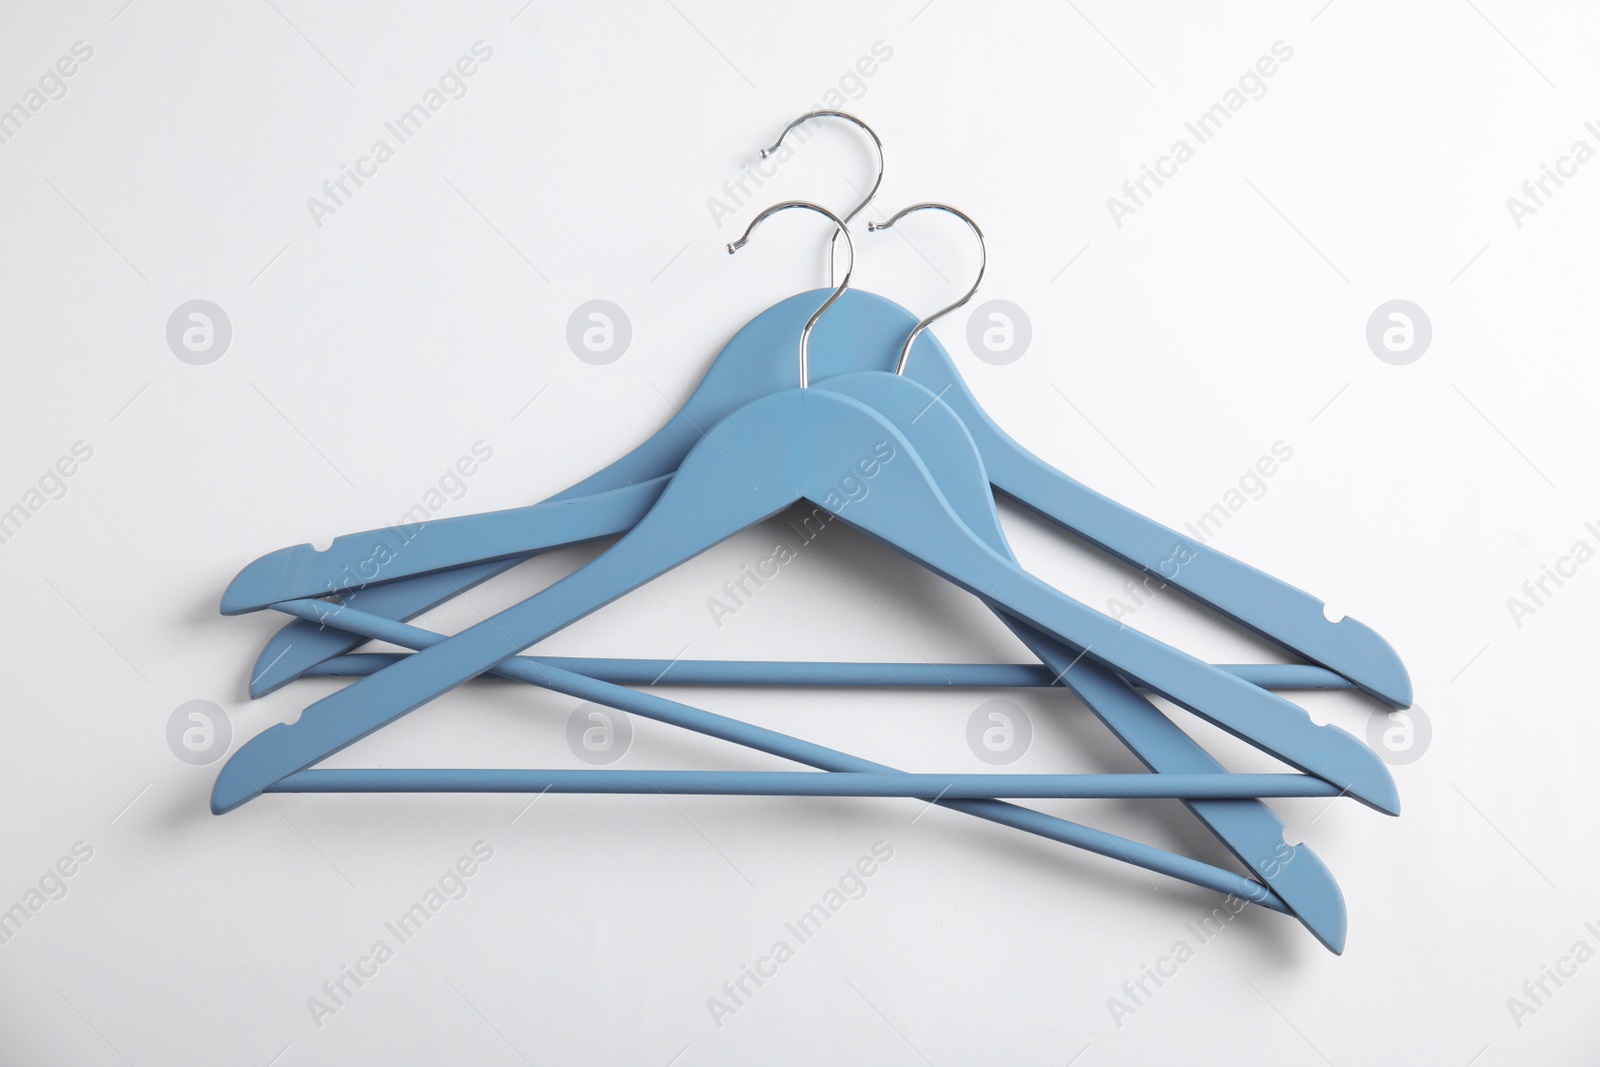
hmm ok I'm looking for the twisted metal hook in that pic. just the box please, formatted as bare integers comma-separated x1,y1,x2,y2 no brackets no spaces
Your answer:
868,203,987,374
759,111,884,286
727,201,855,388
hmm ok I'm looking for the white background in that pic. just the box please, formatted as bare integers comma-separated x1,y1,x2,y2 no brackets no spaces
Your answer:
1,0,1597,1063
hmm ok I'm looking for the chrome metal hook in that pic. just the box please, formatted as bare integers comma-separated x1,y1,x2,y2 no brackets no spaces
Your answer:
759,111,884,286
727,201,854,389
868,203,987,375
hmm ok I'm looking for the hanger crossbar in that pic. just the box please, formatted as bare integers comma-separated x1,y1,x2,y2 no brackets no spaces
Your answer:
269,769,1342,799
304,653,1349,691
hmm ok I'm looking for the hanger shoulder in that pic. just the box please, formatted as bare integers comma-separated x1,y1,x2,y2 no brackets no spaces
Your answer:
994,437,1411,709
901,338,1411,709
220,477,668,614
865,486,1398,813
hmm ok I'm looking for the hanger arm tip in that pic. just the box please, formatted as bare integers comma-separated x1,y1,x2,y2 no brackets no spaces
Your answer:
209,725,295,813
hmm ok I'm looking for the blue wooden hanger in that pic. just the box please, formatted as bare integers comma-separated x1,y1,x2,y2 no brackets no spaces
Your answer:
224,206,1356,947
229,114,1409,713
213,119,1408,947
254,201,1359,947
213,203,1398,828
247,348,1331,914
237,194,1347,912
256,373,1346,944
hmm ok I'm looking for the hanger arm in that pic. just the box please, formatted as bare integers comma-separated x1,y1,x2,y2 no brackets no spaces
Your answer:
903,344,1412,709
220,476,670,615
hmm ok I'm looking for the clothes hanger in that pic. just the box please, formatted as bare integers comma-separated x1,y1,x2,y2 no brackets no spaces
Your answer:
230,115,1409,714
220,199,1375,945
261,349,1349,944
233,198,1339,908
213,203,1398,826
222,205,1359,944
264,199,1359,946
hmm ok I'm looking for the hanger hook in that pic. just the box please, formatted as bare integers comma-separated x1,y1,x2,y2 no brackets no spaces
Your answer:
727,200,854,389
759,111,884,287
867,203,987,375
